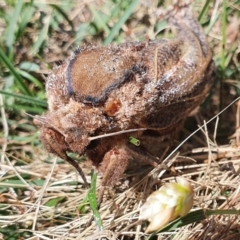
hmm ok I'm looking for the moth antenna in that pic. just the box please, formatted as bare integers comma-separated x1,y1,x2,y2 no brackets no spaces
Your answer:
89,128,146,141
33,114,67,138
24,112,35,118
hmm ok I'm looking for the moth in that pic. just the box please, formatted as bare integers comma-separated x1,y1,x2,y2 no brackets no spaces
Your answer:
34,4,215,188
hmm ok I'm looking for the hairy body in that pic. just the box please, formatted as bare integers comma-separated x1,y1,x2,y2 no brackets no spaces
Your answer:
34,3,215,187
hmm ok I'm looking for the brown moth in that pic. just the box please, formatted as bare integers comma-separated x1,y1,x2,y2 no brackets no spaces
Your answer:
34,4,215,187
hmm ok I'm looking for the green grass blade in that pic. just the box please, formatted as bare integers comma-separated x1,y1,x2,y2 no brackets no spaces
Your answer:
5,0,24,49
17,3,35,38
78,195,90,214
19,61,40,71
10,104,44,114
148,208,240,237
156,209,206,234
205,12,220,35
31,15,50,55
198,0,211,23
89,5,110,35
88,171,103,230
75,23,89,46
0,48,31,96
0,90,47,107
103,0,140,45
107,2,122,21
50,4,74,30
45,197,66,207
18,70,44,90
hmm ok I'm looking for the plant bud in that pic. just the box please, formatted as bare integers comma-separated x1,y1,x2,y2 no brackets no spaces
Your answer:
140,177,194,233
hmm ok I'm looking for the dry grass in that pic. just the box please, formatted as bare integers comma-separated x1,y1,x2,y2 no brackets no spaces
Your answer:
0,0,240,239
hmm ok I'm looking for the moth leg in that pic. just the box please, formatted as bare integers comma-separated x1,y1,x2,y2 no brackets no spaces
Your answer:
99,147,129,186
93,147,129,208
126,143,159,168
89,147,128,207
97,186,106,210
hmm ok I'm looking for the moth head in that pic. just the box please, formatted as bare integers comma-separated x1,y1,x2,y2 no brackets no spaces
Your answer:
33,115,90,159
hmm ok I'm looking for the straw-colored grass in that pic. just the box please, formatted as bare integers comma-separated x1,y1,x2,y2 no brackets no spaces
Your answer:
0,0,240,239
